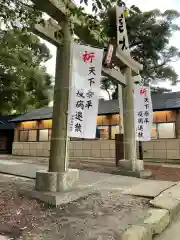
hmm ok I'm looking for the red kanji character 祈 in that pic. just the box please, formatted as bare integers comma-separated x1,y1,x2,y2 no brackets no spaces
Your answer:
140,88,147,96
82,51,95,63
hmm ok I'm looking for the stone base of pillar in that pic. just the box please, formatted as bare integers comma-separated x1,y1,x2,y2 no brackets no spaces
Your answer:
118,159,132,169
114,159,152,179
19,169,98,206
35,169,79,192
118,159,144,171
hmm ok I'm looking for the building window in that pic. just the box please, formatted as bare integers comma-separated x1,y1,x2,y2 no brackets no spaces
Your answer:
19,130,37,142
28,130,37,141
20,131,28,142
96,126,109,139
151,123,175,139
111,125,119,139
158,123,175,139
39,129,51,141
152,110,176,139
19,129,51,142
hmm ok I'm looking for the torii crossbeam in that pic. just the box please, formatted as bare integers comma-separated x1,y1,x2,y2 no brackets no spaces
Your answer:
34,19,127,86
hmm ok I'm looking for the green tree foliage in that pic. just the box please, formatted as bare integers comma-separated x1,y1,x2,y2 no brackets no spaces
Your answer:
150,86,172,93
0,0,42,29
80,0,180,98
100,77,115,99
124,7,179,84
0,0,52,114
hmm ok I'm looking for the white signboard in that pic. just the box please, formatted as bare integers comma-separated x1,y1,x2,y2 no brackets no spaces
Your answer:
116,6,130,55
68,43,104,138
134,85,153,141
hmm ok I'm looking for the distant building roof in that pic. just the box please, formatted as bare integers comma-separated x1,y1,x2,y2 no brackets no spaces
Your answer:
11,91,180,123
152,91,180,111
0,115,19,130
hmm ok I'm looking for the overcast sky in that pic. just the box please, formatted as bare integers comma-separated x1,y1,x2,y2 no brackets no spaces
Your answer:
41,0,180,94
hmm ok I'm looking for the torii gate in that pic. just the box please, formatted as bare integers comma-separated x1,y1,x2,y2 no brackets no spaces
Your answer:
31,0,143,193
33,17,139,161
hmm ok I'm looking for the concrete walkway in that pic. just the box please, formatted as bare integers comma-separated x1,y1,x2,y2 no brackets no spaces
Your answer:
0,159,178,197
2,155,180,182
0,159,46,178
0,159,143,190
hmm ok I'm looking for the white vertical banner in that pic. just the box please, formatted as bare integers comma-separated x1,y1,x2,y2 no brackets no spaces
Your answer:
116,6,130,55
68,43,104,138
134,85,153,141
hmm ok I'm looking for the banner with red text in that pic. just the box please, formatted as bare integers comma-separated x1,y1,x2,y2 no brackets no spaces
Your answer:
68,43,104,138
134,85,153,141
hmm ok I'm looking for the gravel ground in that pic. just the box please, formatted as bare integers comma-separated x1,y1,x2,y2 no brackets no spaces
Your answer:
71,163,180,182
0,174,150,240
144,164,180,182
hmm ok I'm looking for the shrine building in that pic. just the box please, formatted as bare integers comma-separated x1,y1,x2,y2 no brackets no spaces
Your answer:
3,91,180,164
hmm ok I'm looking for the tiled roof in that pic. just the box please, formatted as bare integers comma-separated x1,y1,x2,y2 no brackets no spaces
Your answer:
11,91,180,122
152,91,180,111
9,107,53,123
0,115,18,130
